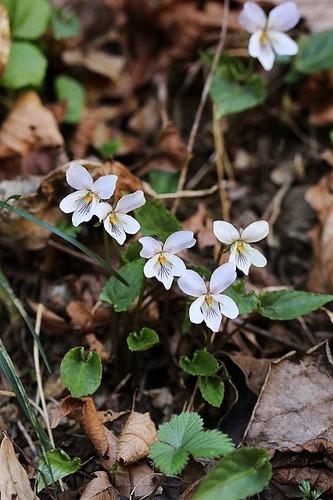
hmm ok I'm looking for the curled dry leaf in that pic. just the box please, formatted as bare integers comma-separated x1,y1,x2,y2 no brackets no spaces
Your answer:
80,471,118,500
0,436,39,500
115,463,157,498
0,4,10,76
183,203,216,251
116,412,157,465
0,91,64,157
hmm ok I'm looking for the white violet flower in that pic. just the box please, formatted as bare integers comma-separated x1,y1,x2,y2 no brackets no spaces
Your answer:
139,231,196,290
213,220,269,275
178,263,239,332
239,1,300,71
94,190,146,245
59,162,118,226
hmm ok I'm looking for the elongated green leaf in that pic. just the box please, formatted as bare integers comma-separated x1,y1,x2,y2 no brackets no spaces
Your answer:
37,449,81,492
224,280,258,316
179,350,219,376
60,347,102,397
127,328,159,351
135,198,181,240
0,201,127,285
295,30,333,74
199,375,224,407
258,290,333,320
2,0,50,39
194,448,272,500
55,75,86,124
0,41,47,89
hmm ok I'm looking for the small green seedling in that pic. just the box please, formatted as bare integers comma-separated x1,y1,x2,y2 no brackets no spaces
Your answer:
299,480,323,500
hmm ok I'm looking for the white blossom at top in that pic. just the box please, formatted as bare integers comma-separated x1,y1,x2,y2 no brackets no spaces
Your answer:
139,231,196,290
239,1,300,71
94,190,146,245
178,264,239,332
213,220,269,275
59,162,118,226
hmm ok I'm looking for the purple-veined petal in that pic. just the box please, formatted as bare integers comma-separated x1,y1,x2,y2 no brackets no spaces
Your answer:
103,217,127,245
212,294,239,319
267,2,300,31
158,262,175,290
93,175,117,200
72,196,99,226
210,263,237,294
244,244,267,268
238,2,267,32
143,255,160,278
268,31,298,56
249,32,275,70
229,243,251,275
213,221,239,244
144,257,175,289
139,237,163,258
115,190,146,214
241,220,269,243
59,190,87,213
178,270,207,297
163,231,196,254
163,253,187,277
189,296,205,324
94,201,112,220
66,162,93,191
201,300,222,332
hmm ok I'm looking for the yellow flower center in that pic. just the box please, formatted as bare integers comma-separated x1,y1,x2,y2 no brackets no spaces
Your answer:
236,240,244,254
158,254,166,266
260,29,268,44
205,294,213,307
109,212,117,225
86,193,93,204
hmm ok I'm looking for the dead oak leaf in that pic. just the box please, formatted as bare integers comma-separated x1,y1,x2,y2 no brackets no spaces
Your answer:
80,471,119,500
116,412,157,465
115,463,157,498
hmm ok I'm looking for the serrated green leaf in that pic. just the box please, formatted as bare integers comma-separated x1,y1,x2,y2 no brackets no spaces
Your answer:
179,350,219,376
135,198,181,240
186,430,234,458
55,75,86,124
60,347,102,397
3,0,50,40
0,41,47,88
157,412,203,449
199,375,224,407
37,449,81,492
258,290,333,320
149,442,188,476
51,7,81,41
224,280,258,316
149,170,180,194
194,448,272,500
99,259,144,312
127,328,159,351
295,30,333,74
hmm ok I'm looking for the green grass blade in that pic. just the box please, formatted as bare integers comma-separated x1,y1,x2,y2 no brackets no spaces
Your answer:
0,201,128,285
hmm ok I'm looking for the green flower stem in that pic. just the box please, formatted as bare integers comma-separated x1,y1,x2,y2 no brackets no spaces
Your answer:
133,275,147,333
214,243,229,269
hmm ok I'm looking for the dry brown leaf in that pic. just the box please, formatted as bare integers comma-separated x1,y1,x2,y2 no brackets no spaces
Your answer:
0,436,40,500
84,333,111,362
115,463,156,498
80,471,118,499
66,301,93,329
228,354,270,395
183,203,216,250
0,4,10,76
116,412,157,465
0,91,64,157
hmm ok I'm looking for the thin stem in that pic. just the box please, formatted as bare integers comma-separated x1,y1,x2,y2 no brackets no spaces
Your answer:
214,243,229,269
147,474,166,500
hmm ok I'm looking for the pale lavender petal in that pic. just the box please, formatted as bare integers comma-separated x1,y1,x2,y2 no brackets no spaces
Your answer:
163,231,196,254
189,296,205,324
93,175,117,199
163,253,187,277
212,294,239,319
59,191,87,213
66,162,93,190
213,221,239,244
115,190,146,214
249,32,275,70
116,213,140,235
178,270,207,297
139,237,163,258
241,220,269,243
239,2,267,32
244,244,267,268
103,218,127,245
268,31,298,56
94,202,112,220
210,263,237,294
201,300,222,332
143,255,160,278
267,2,300,31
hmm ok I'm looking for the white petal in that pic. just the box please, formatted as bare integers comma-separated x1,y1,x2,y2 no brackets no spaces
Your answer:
116,214,140,235
66,162,93,190
178,270,207,297
268,31,298,56
163,231,196,254
244,244,267,268
241,220,269,243
238,2,267,32
115,190,146,214
139,237,163,258
163,253,187,277
158,266,174,290
143,255,160,278
145,257,174,289
213,221,239,245
267,2,300,31
59,191,87,213
202,300,222,332
189,296,205,324
93,175,117,200
212,294,239,319
229,243,251,275
249,32,275,70
103,218,127,245
94,202,112,220
210,263,237,294
72,196,98,226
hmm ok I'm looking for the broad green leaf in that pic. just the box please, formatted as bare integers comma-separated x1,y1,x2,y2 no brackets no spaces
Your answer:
60,347,102,397
127,327,159,351
211,69,266,118
149,442,188,476
99,259,144,312
149,170,180,194
37,449,81,492
179,350,219,376
199,375,224,407
122,240,142,263
55,75,86,124
3,0,50,39
51,7,81,41
0,41,47,88
224,280,258,316
258,290,333,320
194,448,272,500
135,198,181,240
97,139,122,159
295,30,333,74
